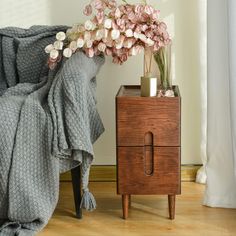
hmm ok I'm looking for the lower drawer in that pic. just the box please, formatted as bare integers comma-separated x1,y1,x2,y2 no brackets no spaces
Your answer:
117,146,181,195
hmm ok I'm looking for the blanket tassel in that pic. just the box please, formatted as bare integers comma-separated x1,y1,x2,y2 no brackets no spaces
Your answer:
80,190,97,211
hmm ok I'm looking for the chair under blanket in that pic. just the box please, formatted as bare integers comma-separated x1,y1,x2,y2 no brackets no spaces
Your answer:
71,166,83,219
0,26,105,234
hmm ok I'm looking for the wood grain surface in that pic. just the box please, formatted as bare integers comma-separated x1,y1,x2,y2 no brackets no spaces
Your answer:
168,195,176,220
39,182,236,236
116,85,181,147
116,85,181,220
116,97,180,147
117,146,181,195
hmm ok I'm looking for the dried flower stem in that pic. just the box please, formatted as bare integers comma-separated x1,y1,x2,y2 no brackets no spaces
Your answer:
142,0,148,5
154,46,171,90
121,0,129,4
144,47,154,77
149,51,152,74
144,51,148,76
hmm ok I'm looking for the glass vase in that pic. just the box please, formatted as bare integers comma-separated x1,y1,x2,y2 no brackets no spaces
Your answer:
153,44,172,92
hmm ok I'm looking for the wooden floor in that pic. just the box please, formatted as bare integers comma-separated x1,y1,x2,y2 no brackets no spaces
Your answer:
39,182,236,236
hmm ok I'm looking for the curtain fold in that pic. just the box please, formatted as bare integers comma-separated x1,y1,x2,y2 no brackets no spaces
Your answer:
228,0,236,177
196,0,207,184
204,0,236,208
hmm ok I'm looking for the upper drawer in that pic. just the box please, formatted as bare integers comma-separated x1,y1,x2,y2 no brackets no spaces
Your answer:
116,97,181,147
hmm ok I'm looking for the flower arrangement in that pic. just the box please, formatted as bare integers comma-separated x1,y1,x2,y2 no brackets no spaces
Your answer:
45,0,171,71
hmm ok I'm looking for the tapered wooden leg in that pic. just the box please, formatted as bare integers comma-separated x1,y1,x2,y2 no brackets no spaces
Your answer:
168,195,176,220
128,195,131,208
122,194,129,219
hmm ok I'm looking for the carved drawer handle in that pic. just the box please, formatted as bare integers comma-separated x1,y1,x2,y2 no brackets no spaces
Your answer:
144,132,154,176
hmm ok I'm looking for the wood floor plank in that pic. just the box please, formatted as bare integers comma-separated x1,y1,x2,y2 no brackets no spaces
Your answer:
39,182,236,236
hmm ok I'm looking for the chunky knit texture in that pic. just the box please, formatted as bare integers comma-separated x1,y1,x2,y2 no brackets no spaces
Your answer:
0,26,105,235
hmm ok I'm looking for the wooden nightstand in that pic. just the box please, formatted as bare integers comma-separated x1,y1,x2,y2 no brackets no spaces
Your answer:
116,85,181,220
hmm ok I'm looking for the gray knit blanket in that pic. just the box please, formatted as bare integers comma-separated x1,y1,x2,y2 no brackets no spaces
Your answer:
0,26,105,235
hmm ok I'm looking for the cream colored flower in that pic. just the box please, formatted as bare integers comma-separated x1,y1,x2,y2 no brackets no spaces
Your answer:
165,90,175,97
133,32,140,39
146,38,155,46
84,20,94,31
105,38,113,47
84,31,92,41
56,32,66,41
124,39,133,49
66,28,72,34
95,29,104,40
78,25,85,32
50,49,59,59
125,29,133,38
104,18,112,29
116,42,123,49
45,44,54,53
69,41,77,51
98,42,106,52
77,38,85,48
139,33,147,42
54,41,63,50
111,29,120,40
86,40,93,48
71,24,79,32
63,48,73,58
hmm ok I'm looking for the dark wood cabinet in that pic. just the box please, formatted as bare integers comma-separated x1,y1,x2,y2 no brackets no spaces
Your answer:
116,85,181,220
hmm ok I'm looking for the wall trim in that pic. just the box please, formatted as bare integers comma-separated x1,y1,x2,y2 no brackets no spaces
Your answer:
60,165,202,182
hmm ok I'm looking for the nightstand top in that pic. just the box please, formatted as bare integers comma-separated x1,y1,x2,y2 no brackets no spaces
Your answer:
116,85,180,98
116,85,141,97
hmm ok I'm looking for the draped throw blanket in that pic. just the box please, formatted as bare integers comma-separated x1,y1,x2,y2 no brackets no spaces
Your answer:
0,26,105,235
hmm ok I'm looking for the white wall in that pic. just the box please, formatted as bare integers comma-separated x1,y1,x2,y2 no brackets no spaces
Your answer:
0,0,206,165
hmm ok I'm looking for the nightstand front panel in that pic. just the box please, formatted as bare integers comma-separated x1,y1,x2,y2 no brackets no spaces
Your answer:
117,146,181,195
116,98,180,147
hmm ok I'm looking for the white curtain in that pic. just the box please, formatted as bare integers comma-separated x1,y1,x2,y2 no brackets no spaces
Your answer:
204,0,236,208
